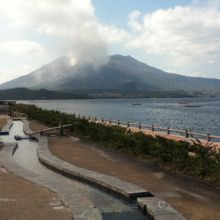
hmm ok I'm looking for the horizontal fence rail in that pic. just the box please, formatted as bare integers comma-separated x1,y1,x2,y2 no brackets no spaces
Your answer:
0,106,17,117
77,114,220,143
30,124,72,136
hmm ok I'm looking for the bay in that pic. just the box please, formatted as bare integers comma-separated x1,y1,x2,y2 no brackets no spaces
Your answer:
19,97,220,136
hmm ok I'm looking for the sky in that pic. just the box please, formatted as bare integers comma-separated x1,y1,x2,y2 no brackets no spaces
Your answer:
0,0,220,84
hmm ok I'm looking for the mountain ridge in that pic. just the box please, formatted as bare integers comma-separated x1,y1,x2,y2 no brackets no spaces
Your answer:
0,88,89,100
1,54,220,93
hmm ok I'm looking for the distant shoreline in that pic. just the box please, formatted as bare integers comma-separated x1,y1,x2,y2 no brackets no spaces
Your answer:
1,87,219,100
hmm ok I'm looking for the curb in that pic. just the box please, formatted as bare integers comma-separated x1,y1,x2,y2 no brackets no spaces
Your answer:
37,136,150,200
137,197,185,220
23,119,151,200
23,119,186,220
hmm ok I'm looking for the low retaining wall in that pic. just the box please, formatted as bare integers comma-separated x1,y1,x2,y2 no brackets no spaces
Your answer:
138,197,185,220
37,136,150,200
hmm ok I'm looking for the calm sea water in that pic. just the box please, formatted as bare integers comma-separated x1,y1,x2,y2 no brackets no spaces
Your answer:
19,97,220,136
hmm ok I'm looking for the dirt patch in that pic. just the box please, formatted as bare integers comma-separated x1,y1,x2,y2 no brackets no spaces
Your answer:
29,120,48,132
0,164,71,220
49,136,220,220
0,116,8,130
0,116,8,151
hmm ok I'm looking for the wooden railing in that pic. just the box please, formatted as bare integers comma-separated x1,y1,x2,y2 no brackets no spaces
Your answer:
0,106,13,117
30,124,72,136
77,114,220,143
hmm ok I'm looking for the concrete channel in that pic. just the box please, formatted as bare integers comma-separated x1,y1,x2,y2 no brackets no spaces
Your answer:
0,120,147,220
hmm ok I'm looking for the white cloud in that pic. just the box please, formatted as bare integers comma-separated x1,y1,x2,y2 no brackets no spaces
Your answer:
0,0,108,66
0,1,95,31
186,71,208,77
0,0,129,83
0,0,219,82
127,10,142,32
126,3,220,77
99,25,129,43
0,66,34,83
0,40,45,56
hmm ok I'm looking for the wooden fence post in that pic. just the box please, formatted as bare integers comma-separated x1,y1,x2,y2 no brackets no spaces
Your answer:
139,123,141,129
152,125,155,132
59,121,64,136
207,134,211,142
185,129,189,138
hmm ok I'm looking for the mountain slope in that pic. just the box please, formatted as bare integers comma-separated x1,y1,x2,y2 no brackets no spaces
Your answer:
1,55,220,93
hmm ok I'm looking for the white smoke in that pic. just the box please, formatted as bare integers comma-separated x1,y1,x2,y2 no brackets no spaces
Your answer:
0,0,109,67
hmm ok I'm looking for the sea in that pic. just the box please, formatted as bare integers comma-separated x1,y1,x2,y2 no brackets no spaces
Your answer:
19,97,220,136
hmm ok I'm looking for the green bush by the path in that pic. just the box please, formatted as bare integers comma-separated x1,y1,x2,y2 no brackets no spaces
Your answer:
15,104,220,185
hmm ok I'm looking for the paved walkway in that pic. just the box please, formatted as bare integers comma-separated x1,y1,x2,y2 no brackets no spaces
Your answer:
0,163,71,220
1,120,147,220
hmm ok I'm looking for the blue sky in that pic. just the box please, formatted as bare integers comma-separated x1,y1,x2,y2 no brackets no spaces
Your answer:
0,0,220,83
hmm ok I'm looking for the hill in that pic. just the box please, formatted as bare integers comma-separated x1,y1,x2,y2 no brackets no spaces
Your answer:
0,55,220,95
